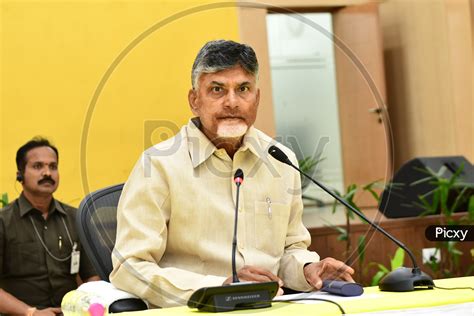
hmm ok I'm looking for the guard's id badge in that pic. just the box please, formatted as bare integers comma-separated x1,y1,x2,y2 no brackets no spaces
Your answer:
70,242,80,274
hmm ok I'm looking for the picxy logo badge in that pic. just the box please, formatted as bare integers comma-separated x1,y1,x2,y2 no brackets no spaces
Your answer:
425,225,473,242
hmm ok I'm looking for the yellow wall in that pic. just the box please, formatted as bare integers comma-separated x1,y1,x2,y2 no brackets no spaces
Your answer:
1,0,240,206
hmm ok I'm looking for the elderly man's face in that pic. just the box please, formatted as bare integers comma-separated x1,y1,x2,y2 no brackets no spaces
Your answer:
188,65,260,141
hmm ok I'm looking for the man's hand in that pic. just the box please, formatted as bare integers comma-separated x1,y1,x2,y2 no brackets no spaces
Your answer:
304,257,355,290
32,307,62,316
223,265,284,296
0,289,61,316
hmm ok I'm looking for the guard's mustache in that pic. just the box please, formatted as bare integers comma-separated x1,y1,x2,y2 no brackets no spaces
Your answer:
38,176,55,185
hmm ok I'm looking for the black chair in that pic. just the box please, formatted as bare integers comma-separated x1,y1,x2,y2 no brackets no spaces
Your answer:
77,183,124,281
77,183,148,312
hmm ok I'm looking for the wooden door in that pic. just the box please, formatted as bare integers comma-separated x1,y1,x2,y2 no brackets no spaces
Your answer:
333,3,391,208
238,1,390,208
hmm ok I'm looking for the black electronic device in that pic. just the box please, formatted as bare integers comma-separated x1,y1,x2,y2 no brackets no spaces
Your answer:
379,156,474,218
268,145,434,292
108,298,148,313
16,171,23,182
187,169,279,312
187,282,279,312
322,280,364,297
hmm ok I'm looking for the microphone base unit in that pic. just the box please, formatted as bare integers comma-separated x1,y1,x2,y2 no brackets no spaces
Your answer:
187,281,279,312
378,267,434,292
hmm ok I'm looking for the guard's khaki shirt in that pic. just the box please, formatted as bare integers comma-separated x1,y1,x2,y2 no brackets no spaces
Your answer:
110,118,319,307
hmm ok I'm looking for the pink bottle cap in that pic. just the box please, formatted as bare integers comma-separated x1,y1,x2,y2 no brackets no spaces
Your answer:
88,303,105,316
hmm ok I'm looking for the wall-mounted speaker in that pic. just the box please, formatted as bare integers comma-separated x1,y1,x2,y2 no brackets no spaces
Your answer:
379,156,473,218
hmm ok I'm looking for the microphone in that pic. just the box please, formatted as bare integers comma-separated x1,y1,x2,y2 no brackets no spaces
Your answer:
268,145,434,292
187,169,279,312
231,169,244,283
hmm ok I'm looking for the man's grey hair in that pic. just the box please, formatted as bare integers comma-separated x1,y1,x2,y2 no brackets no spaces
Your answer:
191,40,259,88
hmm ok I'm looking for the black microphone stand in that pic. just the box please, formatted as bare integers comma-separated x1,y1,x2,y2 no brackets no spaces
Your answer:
268,145,434,292
231,175,241,283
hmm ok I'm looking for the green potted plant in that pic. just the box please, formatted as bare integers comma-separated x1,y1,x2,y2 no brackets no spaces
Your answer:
1,192,8,208
412,163,474,278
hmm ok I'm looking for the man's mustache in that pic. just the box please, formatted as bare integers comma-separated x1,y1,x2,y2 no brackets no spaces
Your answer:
217,115,245,120
217,109,243,119
38,176,55,185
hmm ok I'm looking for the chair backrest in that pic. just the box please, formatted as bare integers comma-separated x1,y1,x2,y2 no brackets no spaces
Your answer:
77,184,124,281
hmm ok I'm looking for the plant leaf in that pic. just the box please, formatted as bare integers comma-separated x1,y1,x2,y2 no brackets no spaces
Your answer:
331,201,338,214
330,224,346,234
447,162,465,187
410,175,434,186
371,271,386,286
390,247,405,270
449,187,468,214
377,264,389,273
416,193,438,215
330,225,348,241
439,184,449,214
413,166,439,177
434,165,448,178
0,193,8,207
331,189,342,214
467,196,474,221
298,156,325,174
357,235,366,264
363,180,383,202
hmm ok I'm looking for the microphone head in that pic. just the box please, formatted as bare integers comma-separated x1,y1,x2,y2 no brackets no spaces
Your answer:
234,168,244,185
268,145,293,166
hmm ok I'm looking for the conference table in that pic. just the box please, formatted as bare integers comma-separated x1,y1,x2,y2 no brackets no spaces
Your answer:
121,276,473,315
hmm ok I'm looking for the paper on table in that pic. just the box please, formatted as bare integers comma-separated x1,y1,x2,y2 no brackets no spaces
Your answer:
274,291,382,304
78,281,146,306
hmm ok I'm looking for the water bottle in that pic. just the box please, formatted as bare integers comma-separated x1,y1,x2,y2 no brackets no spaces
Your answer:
61,290,106,316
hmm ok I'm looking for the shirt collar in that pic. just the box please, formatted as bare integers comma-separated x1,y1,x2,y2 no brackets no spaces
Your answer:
186,118,265,168
18,193,66,217
240,125,266,160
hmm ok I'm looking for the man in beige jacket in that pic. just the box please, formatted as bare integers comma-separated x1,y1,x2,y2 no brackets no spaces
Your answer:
110,40,354,308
